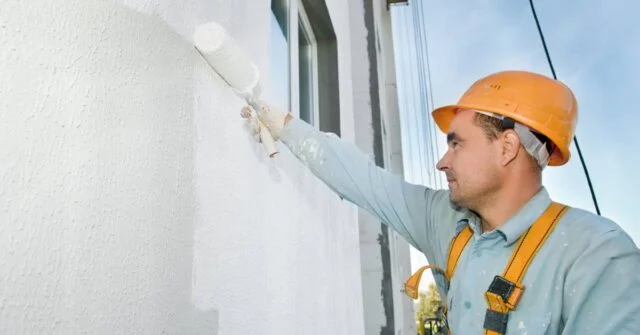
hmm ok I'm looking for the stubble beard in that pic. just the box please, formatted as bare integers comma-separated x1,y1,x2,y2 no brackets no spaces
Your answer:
448,179,501,212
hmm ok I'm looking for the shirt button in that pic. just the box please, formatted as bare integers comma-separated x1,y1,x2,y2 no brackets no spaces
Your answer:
464,301,472,309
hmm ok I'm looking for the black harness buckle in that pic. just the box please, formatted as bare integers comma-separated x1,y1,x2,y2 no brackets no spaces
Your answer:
483,309,509,334
487,275,517,303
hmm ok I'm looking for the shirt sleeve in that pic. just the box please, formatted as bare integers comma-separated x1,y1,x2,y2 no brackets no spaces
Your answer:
278,118,462,264
561,228,640,334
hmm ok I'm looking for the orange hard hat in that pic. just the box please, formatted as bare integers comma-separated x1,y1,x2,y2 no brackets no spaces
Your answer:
432,70,578,166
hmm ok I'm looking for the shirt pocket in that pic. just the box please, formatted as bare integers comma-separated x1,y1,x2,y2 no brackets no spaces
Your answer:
508,309,552,335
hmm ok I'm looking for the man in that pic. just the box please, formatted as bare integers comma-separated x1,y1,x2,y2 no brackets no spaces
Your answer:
240,70,640,334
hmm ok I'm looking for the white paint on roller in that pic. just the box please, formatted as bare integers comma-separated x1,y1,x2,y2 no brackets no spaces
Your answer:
194,21,261,98
193,22,227,51
193,20,278,157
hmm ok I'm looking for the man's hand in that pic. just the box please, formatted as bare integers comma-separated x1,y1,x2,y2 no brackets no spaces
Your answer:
239,101,292,142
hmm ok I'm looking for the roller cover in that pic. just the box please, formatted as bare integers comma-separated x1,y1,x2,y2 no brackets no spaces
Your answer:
193,21,261,98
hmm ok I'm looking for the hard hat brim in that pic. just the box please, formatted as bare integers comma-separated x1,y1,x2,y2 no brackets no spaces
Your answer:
431,104,478,134
431,104,568,166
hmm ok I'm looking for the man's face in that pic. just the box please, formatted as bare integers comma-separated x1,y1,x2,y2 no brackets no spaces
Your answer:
436,110,502,209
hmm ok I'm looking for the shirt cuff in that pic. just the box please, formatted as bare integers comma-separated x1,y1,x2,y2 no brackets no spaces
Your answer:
279,117,316,145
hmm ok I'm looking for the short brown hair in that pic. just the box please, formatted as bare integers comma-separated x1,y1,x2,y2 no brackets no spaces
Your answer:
473,112,554,170
473,113,505,140
473,113,553,151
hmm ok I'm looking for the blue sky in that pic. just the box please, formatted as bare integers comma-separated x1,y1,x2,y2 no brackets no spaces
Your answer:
390,1,640,275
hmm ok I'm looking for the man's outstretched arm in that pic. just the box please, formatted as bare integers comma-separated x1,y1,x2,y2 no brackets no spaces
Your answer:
244,103,462,260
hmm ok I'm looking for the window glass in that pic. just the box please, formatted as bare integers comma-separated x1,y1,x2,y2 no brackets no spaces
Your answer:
267,0,290,112
298,16,314,124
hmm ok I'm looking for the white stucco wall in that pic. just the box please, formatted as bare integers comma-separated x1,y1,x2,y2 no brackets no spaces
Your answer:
0,0,365,334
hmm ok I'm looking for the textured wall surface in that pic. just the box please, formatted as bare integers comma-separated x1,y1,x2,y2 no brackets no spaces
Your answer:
0,0,364,334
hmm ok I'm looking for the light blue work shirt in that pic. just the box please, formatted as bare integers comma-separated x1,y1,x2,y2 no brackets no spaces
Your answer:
279,118,640,334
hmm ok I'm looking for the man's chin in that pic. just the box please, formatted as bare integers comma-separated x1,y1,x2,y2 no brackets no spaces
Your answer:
448,192,467,208
448,193,461,205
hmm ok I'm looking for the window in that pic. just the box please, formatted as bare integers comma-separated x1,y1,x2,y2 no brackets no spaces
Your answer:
268,0,290,112
270,0,340,135
298,6,318,125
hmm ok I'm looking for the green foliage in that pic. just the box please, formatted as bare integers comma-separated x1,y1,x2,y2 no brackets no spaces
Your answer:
415,283,446,335
415,283,442,322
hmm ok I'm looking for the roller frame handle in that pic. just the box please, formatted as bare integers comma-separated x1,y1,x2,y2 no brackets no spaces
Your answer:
247,100,279,158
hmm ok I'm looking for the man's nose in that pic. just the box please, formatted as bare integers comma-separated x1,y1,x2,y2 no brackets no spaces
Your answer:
436,151,450,171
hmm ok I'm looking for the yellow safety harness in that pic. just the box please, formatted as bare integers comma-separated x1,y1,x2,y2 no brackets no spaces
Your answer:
405,202,569,334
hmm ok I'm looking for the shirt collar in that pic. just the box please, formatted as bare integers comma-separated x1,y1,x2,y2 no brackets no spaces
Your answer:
498,187,553,245
454,187,553,245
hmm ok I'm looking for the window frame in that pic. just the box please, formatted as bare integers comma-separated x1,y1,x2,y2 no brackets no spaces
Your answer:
270,0,340,134
297,0,320,127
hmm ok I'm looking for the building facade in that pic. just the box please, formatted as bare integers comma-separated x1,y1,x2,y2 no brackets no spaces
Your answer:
0,0,413,333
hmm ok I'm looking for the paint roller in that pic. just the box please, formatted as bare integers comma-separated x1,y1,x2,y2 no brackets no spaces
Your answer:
193,21,279,157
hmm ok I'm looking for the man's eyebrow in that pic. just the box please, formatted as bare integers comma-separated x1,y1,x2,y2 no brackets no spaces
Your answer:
447,132,460,143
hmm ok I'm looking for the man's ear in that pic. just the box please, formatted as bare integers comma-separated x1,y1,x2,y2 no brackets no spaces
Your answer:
501,130,520,166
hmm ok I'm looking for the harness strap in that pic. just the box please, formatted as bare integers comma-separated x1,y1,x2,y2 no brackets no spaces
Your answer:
404,202,569,335
404,223,473,335
403,265,445,300
403,225,473,299
483,202,569,334
446,226,473,280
